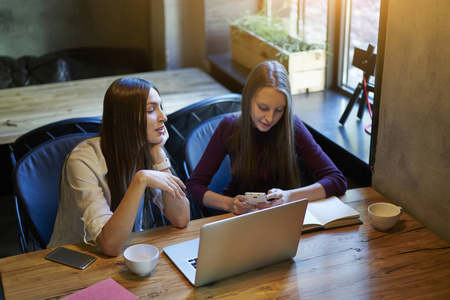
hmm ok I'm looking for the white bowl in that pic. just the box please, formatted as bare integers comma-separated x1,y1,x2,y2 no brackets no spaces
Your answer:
368,202,402,231
124,244,159,276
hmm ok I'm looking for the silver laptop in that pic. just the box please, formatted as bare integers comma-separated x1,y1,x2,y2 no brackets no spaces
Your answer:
163,198,308,287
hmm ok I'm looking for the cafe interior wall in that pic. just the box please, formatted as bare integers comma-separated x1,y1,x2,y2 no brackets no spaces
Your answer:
372,0,450,242
0,0,264,76
0,0,211,72
0,0,152,61
155,0,259,70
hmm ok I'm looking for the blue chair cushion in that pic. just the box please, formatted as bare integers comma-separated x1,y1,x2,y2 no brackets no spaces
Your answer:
184,113,233,194
12,133,96,248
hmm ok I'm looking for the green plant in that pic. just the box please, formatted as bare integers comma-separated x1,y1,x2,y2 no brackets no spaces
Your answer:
231,9,327,61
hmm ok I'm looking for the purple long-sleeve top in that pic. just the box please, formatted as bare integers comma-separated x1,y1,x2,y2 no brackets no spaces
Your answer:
186,114,347,207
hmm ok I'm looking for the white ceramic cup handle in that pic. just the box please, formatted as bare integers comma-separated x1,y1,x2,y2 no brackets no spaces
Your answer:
398,206,403,216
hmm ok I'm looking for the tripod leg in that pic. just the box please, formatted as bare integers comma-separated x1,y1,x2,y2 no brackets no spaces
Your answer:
357,82,374,119
357,93,366,119
339,84,363,125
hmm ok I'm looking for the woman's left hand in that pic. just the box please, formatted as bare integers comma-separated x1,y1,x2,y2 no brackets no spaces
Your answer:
151,127,169,149
256,188,291,210
150,127,169,161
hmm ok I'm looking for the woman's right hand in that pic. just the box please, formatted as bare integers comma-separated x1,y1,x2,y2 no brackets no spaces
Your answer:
136,170,186,199
229,195,255,215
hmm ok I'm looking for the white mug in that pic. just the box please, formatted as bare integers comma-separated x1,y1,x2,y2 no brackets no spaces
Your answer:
124,244,159,276
368,202,402,231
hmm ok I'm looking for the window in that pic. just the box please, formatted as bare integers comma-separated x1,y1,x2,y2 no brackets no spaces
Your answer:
265,0,381,92
341,0,381,90
266,0,328,46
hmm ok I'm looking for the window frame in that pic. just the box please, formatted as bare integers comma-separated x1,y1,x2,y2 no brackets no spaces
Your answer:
264,0,387,169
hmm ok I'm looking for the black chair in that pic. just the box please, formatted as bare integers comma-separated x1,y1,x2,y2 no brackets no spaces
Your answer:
12,133,97,252
165,93,241,182
9,117,101,253
183,113,234,217
10,117,102,166
165,94,241,220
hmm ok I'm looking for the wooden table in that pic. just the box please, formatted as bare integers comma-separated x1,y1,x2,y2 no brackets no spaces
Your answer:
0,187,449,299
0,68,230,145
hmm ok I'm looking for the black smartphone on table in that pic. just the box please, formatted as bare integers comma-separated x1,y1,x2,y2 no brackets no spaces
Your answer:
45,247,96,270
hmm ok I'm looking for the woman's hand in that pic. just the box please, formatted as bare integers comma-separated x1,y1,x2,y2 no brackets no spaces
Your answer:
137,170,186,200
149,127,169,161
256,188,291,210
229,195,256,215
152,128,169,148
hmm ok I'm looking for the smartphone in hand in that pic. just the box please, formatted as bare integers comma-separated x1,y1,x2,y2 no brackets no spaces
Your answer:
245,192,267,205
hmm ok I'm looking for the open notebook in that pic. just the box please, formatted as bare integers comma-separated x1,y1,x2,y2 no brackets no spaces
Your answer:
303,196,362,232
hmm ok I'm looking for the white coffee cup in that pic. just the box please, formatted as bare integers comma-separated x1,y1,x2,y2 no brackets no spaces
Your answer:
368,202,402,231
124,244,159,276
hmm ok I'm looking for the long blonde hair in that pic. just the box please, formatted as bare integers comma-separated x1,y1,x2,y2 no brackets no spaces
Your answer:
230,60,300,190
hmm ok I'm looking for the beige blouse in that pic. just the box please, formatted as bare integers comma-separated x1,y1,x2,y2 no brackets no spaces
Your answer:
47,137,164,248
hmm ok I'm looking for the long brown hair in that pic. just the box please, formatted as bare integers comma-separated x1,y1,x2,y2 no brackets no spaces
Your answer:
230,60,300,190
100,78,158,211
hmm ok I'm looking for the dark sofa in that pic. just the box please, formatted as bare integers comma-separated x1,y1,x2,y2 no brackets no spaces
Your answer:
0,47,151,89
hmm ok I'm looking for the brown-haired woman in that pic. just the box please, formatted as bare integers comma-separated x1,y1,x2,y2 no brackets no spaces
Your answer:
186,60,347,215
48,78,190,256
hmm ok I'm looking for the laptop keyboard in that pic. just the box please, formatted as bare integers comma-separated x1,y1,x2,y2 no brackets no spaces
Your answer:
188,258,197,269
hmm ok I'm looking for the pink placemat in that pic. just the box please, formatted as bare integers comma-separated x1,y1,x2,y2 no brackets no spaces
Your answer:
62,278,137,300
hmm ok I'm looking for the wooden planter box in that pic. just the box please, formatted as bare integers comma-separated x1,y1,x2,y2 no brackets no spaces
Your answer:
230,25,326,94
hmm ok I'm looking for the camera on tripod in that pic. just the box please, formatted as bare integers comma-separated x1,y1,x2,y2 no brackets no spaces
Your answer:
339,43,376,125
